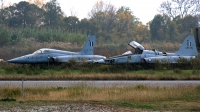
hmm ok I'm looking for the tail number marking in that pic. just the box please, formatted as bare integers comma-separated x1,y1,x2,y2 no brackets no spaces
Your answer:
186,40,193,49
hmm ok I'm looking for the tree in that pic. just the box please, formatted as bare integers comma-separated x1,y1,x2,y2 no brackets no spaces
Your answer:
150,14,169,40
29,0,45,7
0,5,19,27
174,15,198,33
0,26,10,46
88,0,105,18
0,0,9,24
27,4,44,27
0,1,43,27
88,0,116,33
79,18,91,34
115,6,136,37
42,0,63,27
150,13,198,41
167,21,178,40
16,1,35,27
63,16,80,33
159,0,200,19
88,0,147,42
73,18,100,35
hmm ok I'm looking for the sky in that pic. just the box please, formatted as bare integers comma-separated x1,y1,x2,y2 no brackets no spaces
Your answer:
4,0,165,24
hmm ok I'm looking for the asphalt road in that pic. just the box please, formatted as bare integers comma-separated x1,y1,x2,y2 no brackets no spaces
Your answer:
0,80,200,87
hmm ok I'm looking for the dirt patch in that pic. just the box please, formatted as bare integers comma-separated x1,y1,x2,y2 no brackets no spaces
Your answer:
0,102,141,112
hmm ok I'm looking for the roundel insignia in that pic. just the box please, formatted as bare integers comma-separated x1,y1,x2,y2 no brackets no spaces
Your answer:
128,56,132,60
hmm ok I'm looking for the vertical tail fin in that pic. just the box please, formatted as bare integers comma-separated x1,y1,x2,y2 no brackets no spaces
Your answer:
191,27,200,51
176,34,198,56
79,34,96,55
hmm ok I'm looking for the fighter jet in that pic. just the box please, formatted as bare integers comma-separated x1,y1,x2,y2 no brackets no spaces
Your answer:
95,34,198,64
7,34,106,64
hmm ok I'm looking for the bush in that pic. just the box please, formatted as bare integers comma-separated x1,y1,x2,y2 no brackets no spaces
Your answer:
1,88,21,97
153,60,164,70
195,85,200,92
173,68,182,74
134,85,147,90
1,97,16,101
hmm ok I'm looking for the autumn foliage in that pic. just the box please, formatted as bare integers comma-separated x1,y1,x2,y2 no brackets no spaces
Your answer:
0,0,198,59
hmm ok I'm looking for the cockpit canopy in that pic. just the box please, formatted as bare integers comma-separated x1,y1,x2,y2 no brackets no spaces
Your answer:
128,41,145,54
129,41,145,51
33,50,42,54
33,49,50,54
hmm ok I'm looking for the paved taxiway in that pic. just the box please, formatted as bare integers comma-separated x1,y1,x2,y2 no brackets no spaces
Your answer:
0,80,200,87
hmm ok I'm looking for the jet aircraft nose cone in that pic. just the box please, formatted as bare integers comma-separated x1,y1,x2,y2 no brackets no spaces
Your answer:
7,57,24,64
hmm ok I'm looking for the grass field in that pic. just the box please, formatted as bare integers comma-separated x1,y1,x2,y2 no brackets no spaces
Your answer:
0,85,200,111
0,61,200,80
0,62,200,111
0,68,200,80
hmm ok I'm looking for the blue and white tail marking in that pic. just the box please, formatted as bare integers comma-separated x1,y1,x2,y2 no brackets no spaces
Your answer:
176,34,198,56
89,40,94,47
79,34,96,55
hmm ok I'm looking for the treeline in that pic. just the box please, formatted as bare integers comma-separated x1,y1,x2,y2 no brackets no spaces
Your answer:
150,15,198,41
0,0,199,47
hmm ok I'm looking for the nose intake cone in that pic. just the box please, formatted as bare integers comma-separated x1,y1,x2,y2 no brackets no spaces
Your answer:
7,58,24,64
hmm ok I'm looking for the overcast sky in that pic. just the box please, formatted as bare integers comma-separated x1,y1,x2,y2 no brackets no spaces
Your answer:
5,0,165,24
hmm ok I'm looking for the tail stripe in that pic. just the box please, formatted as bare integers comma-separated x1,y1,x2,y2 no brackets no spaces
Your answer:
79,34,96,55
187,40,191,47
91,42,93,46
89,40,93,47
176,34,198,56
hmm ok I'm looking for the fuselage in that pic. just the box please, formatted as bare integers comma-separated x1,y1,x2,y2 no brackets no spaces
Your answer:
97,49,195,64
7,48,106,64
7,34,106,64
96,34,198,64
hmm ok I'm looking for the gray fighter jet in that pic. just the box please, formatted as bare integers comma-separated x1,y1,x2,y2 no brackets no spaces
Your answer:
7,34,106,64
95,34,198,64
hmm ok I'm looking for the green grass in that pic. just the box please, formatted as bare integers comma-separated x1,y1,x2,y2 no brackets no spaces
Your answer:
118,102,154,110
0,62,200,80
0,100,199,111
0,85,199,111
0,66,200,80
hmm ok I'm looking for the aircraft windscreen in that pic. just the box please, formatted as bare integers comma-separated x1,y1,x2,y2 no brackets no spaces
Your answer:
33,50,42,54
122,50,132,55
